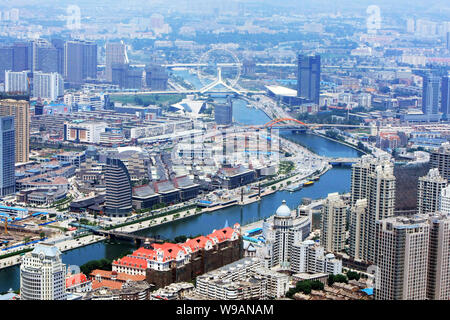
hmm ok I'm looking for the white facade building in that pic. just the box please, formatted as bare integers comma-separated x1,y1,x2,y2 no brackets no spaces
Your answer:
20,244,67,300
5,70,29,93
258,200,311,270
290,239,342,275
64,121,108,144
32,71,64,101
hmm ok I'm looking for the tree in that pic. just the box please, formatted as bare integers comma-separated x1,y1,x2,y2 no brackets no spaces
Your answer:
39,232,45,239
334,274,348,284
327,274,335,286
347,271,361,281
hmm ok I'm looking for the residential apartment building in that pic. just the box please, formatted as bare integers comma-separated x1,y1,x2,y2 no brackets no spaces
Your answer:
417,168,448,215
0,98,30,163
321,193,347,253
375,216,429,300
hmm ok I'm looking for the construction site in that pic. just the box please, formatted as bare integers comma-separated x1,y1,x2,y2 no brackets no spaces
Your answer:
0,204,60,251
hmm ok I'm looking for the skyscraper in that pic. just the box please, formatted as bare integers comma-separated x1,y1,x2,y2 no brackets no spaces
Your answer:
0,98,30,163
33,40,59,73
375,216,429,300
430,142,450,181
321,192,347,253
0,46,13,82
366,164,397,263
104,157,132,217
12,42,33,72
427,213,450,300
422,73,440,116
441,74,450,120
0,116,15,197
105,41,128,82
349,155,396,263
20,244,67,300
417,168,447,215
32,71,64,101
297,54,320,104
348,199,368,261
64,40,97,85
50,39,65,76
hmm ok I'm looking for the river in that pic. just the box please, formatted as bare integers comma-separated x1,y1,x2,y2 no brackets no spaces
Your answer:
0,74,363,293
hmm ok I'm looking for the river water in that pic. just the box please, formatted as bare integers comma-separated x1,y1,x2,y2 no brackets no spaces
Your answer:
0,74,363,292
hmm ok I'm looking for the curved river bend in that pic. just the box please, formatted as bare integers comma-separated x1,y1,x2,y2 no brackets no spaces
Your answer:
0,98,362,292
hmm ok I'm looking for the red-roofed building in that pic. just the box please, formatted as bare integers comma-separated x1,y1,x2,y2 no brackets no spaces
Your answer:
89,269,146,283
66,273,92,293
112,256,147,276
111,223,243,288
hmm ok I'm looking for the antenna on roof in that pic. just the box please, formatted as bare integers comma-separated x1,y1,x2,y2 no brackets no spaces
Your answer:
224,220,229,228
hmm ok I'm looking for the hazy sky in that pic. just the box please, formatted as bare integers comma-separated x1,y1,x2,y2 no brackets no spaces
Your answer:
0,0,449,19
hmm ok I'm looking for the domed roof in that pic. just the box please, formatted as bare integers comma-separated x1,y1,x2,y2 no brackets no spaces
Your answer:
276,200,291,217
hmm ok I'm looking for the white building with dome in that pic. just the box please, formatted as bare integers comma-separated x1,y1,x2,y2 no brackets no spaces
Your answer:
257,200,342,275
258,200,311,270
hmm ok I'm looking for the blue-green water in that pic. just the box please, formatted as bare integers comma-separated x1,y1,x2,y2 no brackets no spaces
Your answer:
0,75,362,292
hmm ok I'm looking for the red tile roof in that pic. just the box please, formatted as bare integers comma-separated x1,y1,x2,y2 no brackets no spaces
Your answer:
90,269,146,282
92,279,123,290
208,227,236,243
113,256,148,269
66,273,89,288
184,236,211,252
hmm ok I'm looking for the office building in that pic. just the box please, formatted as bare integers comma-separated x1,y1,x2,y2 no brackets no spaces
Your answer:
214,97,233,125
20,244,67,300
0,116,15,197
441,185,450,215
12,42,33,72
104,157,132,217
64,40,97,85
33,39,58,73
0,46,13,82
321,192,347,253
375,216,429,300
32,71,64,101
348,199,368,261
5,70,29,94
417,168,447,215
297,54,320,104
105,41,128,82
430,142,450,181
422,74,440,116
0,99,30,163
442,74,450,119
427,213,450,300
50,39,65,76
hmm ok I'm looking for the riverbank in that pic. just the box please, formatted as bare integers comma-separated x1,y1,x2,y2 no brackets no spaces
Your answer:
312,131,368,155
0,234,105,270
